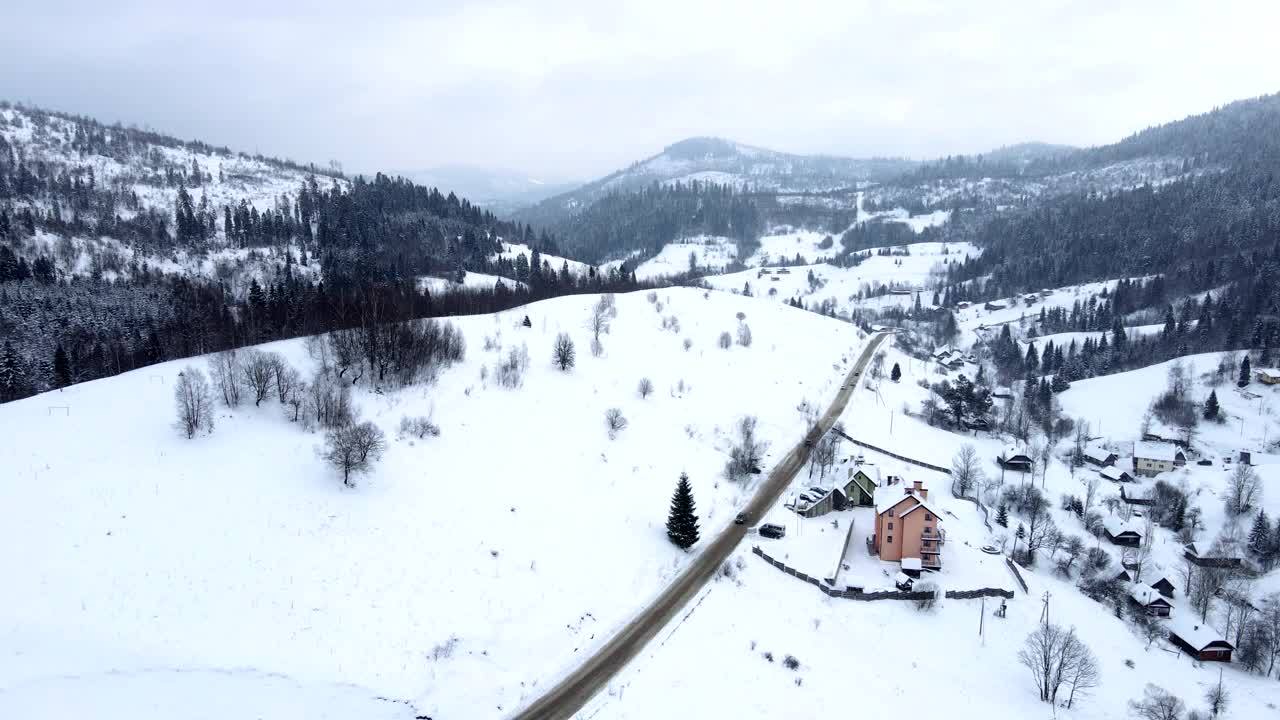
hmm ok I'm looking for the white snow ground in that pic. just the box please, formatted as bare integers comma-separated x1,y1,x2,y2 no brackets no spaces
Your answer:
634,236,738,280
0,288,865,718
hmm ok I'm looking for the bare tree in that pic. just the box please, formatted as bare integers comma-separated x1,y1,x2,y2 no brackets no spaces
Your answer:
239,349,278,406
329,327,364,384
1070,420,1091,474
1123,518,1156,582
1084,476,1100,512
951,444,982,498
810,432,838,480
736,323,753,348
1017,624,1098,707
638,377,654,399
308,373,353,430
399,415,441,439
868,350,886,380
586,296,612,356
173,367,214,438
1258,593,1280,679
1128,684,1186,720
1219,576,1257,649
323,420,387,487
725,415,768,481
553,333,576,371
1190,565,1230,622
1205,670,1230,717
208,350,242,407
718,331,732,349
284,380,307,422
1226,463,1261,515
604,407,628,439
273,360,301,403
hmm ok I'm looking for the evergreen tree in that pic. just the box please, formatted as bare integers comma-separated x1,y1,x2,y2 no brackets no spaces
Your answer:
996,503,1009,527
1248,510,1271,556
52,345,71,388
666,472,700,549
1204,389,1220,421
890,362,901,382
1024,343,1040,375
0,341,21,401
1050,374,1070,393
1239,355,1252,387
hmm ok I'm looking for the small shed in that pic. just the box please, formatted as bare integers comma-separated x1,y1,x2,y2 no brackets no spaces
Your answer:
1128,583,1172,617
900,557,923,578
1183,542,1243,569
1084,447,1117,467
1100,466,1134,483
1168,616,1234,662
1104,516,1144,547
999,447,1034,471
1150,575,1176,599
1121,484,1155,506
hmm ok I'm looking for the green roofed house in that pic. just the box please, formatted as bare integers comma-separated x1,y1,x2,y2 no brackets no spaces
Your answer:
843,465,880,506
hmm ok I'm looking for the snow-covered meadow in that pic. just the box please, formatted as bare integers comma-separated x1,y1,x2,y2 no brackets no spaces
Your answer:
0,288,865,717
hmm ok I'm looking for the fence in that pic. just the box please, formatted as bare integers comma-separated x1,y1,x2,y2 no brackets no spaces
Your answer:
752,547,1013,601
1005,557,1029,594
837,434,951,475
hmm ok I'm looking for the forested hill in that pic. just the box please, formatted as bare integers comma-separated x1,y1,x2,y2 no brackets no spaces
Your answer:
904,92,1280,183
0,103,633,404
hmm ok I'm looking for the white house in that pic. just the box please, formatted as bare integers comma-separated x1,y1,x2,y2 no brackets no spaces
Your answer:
1133,441,1186,477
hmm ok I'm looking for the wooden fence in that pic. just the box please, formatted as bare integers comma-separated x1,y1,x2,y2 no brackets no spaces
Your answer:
837,434,952,475
753,546,1014,601
1005,556,1030,594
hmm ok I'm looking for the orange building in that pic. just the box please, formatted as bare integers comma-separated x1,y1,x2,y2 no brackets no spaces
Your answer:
872,478,943,572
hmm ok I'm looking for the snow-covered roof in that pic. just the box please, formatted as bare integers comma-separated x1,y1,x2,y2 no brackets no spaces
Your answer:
900,558,922,571
1100,466,1130,481
1129,583,1169,607
1123,484,1155,501
1003,446,1031,460
1134,441,1182,462
1104,516,1143,538
1167,615,1232,650
894,572,911,585
1257,368,1280,380
1085,446,1115,463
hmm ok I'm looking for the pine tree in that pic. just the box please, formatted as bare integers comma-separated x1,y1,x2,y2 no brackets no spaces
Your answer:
1248,510,1271,556
1204,390,1220,421
890,362,901,382
52,345,71,388
666,472,700,549
0,340,21,401
1239,355,1252,387
996,504,1009,527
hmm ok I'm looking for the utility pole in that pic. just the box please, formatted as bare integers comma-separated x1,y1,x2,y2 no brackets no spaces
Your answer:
1040,590,1052,627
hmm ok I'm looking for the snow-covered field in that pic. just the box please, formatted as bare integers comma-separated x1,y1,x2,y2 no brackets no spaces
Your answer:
579,340,1280,720
747,229,843,266
1020,323,1165,351
706,241,979,317
417,270,522,294
634,236,737,280
0,288,865,718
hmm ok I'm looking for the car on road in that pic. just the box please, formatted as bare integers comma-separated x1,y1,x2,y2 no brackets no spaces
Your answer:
759,523,786,539
734,512,747,525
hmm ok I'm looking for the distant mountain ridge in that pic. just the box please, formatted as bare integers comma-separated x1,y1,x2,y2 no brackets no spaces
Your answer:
396,165,581,213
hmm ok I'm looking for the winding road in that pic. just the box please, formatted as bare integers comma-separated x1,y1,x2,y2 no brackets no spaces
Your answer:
509,332,888,720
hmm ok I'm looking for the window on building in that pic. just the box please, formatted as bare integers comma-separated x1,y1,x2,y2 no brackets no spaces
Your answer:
925,513,932,521
888,522,894,530
887,535,893,543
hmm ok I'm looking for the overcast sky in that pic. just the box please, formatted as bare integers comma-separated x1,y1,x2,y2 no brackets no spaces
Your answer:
3,1,1278,180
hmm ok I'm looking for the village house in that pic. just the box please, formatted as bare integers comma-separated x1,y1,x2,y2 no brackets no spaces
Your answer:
1168,616,1234,662
1133,441,1188,476
1128,583,1173,617
955,301,972,310
1084,446,1117,467
984,301,1008,311
1183,542,1243,569
1256,368,1280,385
1149,574,1177,598
1121,484,1155,506
1104,516,1144,547
871,478,943,572
844,466,880,506
1100,465,1135,483
787,465,882,518
998,447,1034,472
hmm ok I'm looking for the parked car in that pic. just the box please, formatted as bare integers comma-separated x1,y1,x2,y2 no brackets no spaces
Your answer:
734,512,747,525
759,523,786,539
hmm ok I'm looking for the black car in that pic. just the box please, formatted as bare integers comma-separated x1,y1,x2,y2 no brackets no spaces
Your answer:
734,512,747,525
759,523,786,539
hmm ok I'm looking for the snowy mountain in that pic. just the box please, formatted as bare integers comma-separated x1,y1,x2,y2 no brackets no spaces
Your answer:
512,137,915,227
395,164,580,213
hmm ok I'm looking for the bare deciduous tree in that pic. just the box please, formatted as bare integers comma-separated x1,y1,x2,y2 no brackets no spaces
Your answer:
399,415,441,439
308,373,353,430
638,377,654,399
604,407,628,439
273,360,301,403
208,350,242,407
951,444,982,498
1017,623,1099,708
586,296,612,356
1128,684,1186,720
718,331,732,349
725,415,768,481
736,323,753,348
553,333,576,371
1226,463,1261,515
239,349,278,406
323,420,387,487
173,366,214,438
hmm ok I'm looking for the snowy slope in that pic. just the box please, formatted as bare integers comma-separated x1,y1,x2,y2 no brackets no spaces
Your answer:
493,242,595,276
634,236,738,280
0,288,865,718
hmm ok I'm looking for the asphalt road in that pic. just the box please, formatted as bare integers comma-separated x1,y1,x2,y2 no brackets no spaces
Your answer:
508,332,888,720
